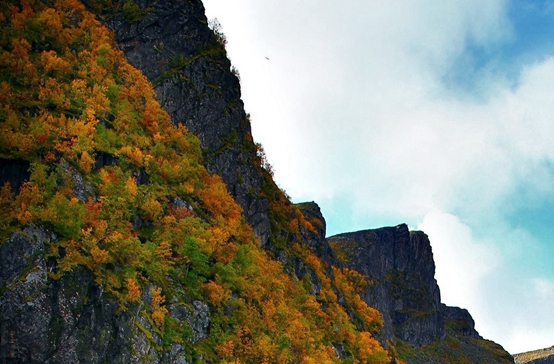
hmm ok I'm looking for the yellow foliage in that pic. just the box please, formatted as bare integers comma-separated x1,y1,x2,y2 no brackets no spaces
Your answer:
124,176,137,197
54,239,84,274
90,246,109,265
150,287,168,330
141,198,163,221
40,50,71,76
129,147,144,166
216,340,236,359
37,7,63,34
155,240,172,262
126,278,141,302
79,151,95,172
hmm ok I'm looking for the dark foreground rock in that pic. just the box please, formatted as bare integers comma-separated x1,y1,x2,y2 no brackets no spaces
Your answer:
0,226,209,363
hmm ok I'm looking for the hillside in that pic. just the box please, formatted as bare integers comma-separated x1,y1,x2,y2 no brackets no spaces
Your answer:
515,346,554,364
0,0,513,363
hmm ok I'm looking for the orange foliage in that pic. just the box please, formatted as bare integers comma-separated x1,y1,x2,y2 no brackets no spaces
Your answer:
126,278,141,302
203,281,230,306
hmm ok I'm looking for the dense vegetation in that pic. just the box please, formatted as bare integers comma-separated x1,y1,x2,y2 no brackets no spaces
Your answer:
0,0,390,362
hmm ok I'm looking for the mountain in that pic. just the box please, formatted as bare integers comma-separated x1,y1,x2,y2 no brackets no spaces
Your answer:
515,347,554,364
0,0,513,362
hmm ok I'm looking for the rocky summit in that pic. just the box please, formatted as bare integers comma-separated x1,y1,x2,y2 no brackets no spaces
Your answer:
0,0,514,362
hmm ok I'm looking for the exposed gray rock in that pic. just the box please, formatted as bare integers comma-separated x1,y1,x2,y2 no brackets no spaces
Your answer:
0,226,201,363
295,202,327,250
325,224,444,347
168,300,209,344
62,159,93,202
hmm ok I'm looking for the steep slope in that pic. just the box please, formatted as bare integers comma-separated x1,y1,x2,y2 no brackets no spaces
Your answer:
326,225,444,347
0,0,388,362
84,0,272,247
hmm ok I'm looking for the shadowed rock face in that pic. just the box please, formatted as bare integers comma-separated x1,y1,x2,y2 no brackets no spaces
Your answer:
325,224,444,347
442,304,481,339
0,158,30,193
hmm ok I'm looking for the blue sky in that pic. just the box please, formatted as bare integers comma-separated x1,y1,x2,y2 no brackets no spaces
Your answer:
202,0,554,354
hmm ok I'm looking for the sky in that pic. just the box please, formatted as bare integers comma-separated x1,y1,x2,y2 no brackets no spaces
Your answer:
202,0,554,354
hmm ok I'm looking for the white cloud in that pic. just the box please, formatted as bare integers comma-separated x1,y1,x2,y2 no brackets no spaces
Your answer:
533,277,554,298
417,211,499,309
482,274,554,354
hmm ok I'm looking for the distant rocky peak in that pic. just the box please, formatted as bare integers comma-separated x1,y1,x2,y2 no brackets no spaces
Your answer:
326,224,444,346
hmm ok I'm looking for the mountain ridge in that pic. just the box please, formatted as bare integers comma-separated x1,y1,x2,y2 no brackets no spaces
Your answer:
515,346,554,364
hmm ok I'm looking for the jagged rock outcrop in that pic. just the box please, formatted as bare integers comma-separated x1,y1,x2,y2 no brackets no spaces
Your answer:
441,304,481,339
290,202,329,296
325,224,444,347
319,223,513,363
294,202,334,257
87,0,271,246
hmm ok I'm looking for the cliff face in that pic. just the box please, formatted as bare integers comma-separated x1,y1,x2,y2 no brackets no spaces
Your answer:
323,225,513,363
0,0,515,362
325,225,444,347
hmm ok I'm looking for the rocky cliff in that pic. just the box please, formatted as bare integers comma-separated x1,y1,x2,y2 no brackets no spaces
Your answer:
322,224,513,363
0,0,514,362
1,226,209,363
325,225,444,347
